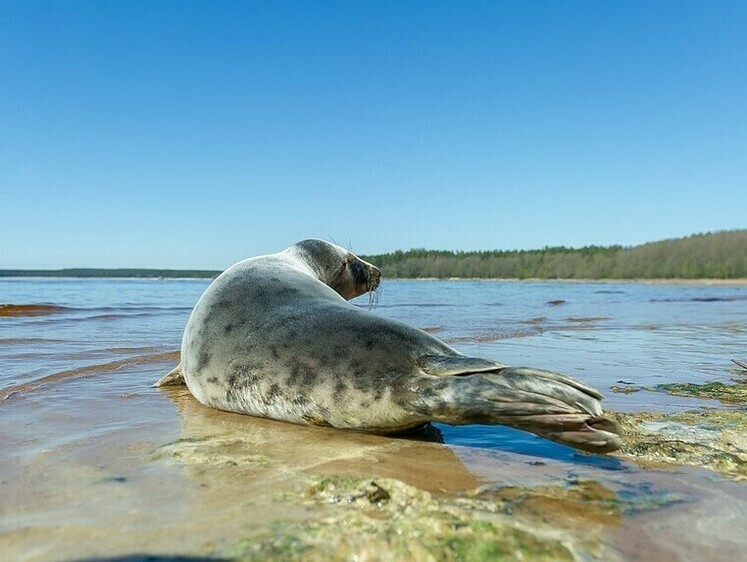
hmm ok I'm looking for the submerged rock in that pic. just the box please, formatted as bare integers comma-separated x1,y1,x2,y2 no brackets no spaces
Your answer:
156,436,273,467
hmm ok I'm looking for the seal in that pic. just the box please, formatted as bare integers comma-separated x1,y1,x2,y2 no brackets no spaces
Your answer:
158,239,622,453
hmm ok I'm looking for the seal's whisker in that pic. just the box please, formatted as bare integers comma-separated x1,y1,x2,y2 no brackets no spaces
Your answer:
368,286,380,310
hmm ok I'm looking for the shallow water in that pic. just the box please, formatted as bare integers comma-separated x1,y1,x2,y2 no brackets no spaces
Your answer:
1,278,746,560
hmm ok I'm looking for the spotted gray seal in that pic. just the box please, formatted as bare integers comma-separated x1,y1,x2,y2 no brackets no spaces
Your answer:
157,239,622,453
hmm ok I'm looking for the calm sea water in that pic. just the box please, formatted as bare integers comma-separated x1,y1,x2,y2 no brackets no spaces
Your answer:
2,277,746,458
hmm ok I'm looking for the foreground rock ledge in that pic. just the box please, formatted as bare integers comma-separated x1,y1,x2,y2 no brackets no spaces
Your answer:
228,476,606,561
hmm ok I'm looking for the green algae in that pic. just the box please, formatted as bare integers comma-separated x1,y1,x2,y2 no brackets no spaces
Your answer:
611,409,747,479
655,381,747,402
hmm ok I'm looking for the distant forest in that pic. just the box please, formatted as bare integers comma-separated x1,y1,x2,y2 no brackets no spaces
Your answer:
1,230,745,279
361,230,747,280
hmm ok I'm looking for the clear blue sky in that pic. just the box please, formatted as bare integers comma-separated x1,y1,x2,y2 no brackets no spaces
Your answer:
1,1,745,269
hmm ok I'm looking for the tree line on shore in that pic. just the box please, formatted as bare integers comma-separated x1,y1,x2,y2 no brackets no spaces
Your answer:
1,230,744,279
361,230,747,279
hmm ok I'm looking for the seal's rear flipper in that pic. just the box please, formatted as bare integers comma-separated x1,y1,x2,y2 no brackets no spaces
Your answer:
417,364,622,454
153,363,185,387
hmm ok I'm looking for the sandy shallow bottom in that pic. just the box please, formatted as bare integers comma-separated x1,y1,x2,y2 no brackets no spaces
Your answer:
2,358,747,562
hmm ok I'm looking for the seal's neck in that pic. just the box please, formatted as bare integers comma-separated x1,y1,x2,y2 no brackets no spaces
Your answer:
283,246,331,285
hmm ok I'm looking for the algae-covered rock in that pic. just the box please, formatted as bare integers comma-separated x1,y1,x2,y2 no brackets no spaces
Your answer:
611,410,747,479
228,476,584,561
611,380,747,404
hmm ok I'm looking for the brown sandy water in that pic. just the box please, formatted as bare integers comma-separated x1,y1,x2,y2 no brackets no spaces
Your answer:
2,278,747,560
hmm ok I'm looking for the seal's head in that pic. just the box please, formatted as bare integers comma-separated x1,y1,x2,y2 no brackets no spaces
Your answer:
290,239,381,300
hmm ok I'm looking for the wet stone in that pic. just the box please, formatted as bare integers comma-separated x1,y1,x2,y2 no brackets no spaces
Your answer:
610,385,642,394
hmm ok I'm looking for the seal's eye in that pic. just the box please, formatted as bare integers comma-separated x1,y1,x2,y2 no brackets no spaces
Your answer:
349,260,366,284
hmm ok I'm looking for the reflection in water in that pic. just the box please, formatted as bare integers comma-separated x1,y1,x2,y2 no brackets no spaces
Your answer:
162,386,482,494
437,423,630,471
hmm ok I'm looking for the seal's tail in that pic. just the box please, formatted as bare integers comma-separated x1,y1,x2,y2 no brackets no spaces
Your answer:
414,357,622,454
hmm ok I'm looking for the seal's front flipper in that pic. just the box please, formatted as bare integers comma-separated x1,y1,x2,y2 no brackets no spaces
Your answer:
153,363,185,387
418,354,505,377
